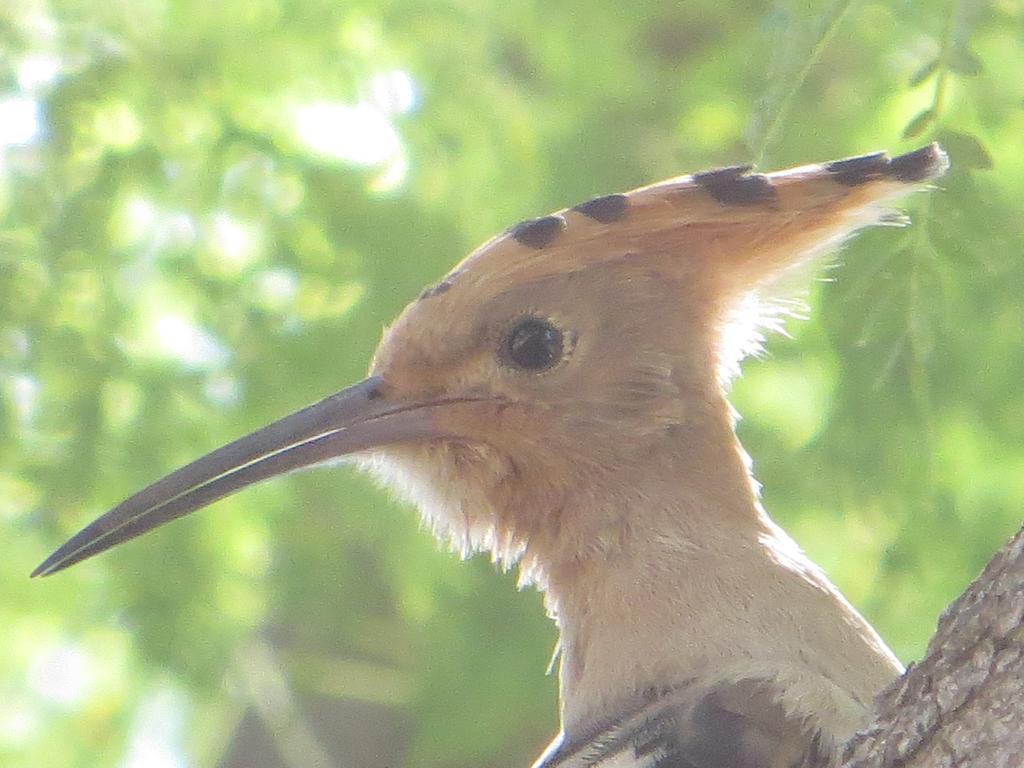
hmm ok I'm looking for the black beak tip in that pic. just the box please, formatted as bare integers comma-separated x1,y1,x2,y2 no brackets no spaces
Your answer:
32,527,101,578
28,375,426,581
31,552,65,578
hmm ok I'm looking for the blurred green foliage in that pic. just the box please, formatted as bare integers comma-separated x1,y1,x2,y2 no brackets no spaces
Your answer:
1,0,1022,766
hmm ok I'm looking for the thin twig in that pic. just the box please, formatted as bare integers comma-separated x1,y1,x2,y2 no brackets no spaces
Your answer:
753,0,861,164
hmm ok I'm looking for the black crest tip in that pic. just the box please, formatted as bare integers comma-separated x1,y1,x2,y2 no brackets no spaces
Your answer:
572,193,630,223
693,165,777,206
508,215,567,249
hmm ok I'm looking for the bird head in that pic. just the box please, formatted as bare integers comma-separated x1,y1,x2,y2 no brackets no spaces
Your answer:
34,145,947,581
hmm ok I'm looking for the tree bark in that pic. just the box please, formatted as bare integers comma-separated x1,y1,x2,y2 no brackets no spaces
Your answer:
842,524,1024,768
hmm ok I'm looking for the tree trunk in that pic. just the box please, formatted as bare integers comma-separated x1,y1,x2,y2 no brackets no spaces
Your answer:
842,524,1024,768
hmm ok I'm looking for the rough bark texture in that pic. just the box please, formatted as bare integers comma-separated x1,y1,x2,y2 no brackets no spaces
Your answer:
842,524,1024,768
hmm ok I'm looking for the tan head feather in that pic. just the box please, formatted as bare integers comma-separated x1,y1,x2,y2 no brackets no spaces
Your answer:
367,144,948,568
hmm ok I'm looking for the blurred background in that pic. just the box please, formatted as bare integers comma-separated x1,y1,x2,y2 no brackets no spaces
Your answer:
2,0,1022,766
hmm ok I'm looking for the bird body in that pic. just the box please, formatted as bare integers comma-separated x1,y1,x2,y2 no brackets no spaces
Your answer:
36,144,949,768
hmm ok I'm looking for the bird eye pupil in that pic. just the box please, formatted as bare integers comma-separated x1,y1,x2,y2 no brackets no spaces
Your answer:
504,318,563,371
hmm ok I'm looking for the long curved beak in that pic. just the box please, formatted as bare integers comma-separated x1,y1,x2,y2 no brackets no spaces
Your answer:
32,376,452,577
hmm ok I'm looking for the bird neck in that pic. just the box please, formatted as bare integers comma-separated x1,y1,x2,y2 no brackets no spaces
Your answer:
532,406,902,741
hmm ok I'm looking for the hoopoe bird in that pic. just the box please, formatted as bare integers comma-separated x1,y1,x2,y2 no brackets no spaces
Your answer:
35,143,949,768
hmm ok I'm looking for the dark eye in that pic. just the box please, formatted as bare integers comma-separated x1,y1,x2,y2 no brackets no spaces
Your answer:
502,318,564,372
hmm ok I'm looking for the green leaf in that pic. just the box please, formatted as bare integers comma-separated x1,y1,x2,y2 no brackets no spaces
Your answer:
902,108,936,139
909,59,938,87
949,48,984,77
938,130,994,170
